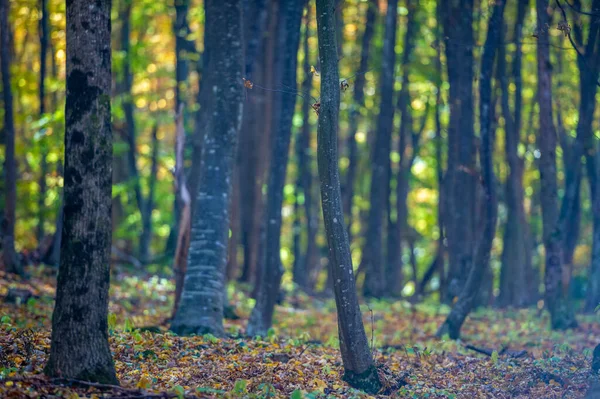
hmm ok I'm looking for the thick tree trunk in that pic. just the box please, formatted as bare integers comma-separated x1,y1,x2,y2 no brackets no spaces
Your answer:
536,0,577,330
363,0,398,299
44,0,117,383
315,0,382,392
0,0,22,276
441,0,476,302
437,0,504,340
497,0,533,308
341,0,376,241
170,0,244,336
247,0,305,336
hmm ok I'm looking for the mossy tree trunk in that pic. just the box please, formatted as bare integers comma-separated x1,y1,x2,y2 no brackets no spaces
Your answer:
44,0,117,384
170,0,244,337
315,0,382,393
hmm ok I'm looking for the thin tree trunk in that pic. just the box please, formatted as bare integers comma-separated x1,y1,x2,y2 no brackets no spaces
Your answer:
437,0,504,339
45,0,117,382
386,0,417,297
497,0,533,308
37,0,49,244
441,0,476,302
292,9,316,290
170,0,244,336
363,0,398,299
247,0,305,336
171,106,191,318
341,0,376,240
0,0,22,275
139,125,159,264
315,0,382,392
536,0,577,330
239,0,273,286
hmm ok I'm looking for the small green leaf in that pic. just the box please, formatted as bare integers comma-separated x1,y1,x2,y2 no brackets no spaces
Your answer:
173,385,185,399
233,379,247,393
291,389,304,399
491,350,499,364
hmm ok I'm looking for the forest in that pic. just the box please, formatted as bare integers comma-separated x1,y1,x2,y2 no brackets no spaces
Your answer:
1,0,600,397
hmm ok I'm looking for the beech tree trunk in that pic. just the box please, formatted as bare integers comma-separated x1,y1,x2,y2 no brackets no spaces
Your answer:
363,0,398,299
1,0,22,276
536,0,577,330
170,0,244,336
247,0,305,336
45,0,117,383
315,0,382,392
437,0,504,340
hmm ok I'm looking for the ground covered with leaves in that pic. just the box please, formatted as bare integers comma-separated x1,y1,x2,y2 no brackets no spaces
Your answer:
0,267,598,398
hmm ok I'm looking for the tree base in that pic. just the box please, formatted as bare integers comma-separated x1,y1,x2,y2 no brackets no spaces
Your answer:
44,361,119,385
342,365,382,395
170,323,224,337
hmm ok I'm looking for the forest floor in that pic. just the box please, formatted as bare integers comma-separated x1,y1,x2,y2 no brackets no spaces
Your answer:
0,267,598,399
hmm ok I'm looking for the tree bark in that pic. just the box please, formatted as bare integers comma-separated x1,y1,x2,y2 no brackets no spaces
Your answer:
363,0,398,299
45,0,117,383
497,0,534,308
1,0,22,276
535,0,577,330
170,0,244,336
247,0,305,336
437,0,504,340
315,0,382,392
441,0,476,302
341,0,376,241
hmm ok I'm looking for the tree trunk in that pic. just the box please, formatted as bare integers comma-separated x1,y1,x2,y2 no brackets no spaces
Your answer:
341,0,376,241
386,0,417,297
44,0,117,383
536,0,577,330
247,0,305,336
170,0,244,336
437,0,504,340
0,0,22,276
239,0,273,286
171,106,191,318
292,9,317,291
37,0,49,244
315,0,382,392
497,0,533,308
139,125,158,264
441,0,476,302
363,0,398,299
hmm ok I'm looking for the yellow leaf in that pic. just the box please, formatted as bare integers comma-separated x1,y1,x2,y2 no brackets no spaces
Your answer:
310,66,319,75
137,374,152,390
